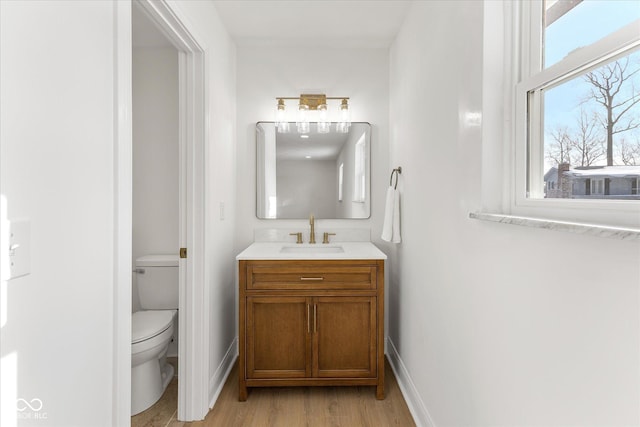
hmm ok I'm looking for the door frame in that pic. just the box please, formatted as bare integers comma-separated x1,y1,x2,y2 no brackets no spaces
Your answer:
114,0,209,422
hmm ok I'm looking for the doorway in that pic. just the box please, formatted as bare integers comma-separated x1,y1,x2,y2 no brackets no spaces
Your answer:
116,0,209,422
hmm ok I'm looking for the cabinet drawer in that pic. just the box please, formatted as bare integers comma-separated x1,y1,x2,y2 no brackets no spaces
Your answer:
245,262,378,290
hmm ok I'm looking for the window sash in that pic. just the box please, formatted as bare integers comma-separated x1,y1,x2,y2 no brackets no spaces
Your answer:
514,1,640,204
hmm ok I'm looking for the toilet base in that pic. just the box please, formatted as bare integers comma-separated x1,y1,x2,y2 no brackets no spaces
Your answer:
161,359,174,391
131,348,174,416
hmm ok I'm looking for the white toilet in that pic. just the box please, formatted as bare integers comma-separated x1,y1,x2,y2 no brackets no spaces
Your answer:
131,254,179,416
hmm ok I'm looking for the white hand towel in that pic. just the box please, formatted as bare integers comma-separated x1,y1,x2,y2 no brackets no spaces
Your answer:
391,188,401,243
381,186,394,242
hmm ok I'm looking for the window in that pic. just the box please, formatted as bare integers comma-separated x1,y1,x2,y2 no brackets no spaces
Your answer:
353,136,366,203
338,163,344,202
591,178,605,195
514,0,640,215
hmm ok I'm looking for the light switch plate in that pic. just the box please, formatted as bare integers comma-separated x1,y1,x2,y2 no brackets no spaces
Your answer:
9,219,30,279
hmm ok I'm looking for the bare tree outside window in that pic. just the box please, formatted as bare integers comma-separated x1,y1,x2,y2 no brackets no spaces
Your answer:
619,137,640,166
583,56,640,166
546,125,573,166
546,109,605,167
543,53,640,200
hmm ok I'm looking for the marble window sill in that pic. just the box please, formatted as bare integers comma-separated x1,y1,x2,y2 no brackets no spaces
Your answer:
469,212,640,241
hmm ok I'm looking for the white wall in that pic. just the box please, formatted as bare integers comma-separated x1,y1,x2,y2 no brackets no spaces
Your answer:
0,1,121,425
388,1,640,426
132,47,179,315
235,46,389,250
0,0,237,424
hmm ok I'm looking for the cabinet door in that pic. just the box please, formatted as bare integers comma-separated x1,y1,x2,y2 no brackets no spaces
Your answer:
246,296,311,379
313,296,377,378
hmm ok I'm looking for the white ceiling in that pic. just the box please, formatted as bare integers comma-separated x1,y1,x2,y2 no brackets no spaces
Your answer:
133,1,411,49
212,0,412,48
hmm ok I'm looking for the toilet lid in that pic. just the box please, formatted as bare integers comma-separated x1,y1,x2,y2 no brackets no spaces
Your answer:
132,310,176,344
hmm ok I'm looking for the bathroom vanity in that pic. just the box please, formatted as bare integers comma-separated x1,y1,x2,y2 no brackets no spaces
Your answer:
236,242,386,401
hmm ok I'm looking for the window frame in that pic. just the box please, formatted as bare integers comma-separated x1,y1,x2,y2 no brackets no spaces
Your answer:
510,0,640,227
338,162,344,202
353,136,366,203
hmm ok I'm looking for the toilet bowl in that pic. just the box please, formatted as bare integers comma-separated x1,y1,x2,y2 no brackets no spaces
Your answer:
131,309,176,416
132,254,179,416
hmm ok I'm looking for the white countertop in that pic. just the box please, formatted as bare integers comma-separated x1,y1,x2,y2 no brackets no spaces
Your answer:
236,242,387,260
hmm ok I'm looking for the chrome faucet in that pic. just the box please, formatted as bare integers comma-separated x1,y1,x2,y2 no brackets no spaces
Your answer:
309,214,316,244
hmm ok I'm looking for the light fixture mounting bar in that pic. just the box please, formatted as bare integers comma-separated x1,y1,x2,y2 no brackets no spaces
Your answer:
275,95,350,111
299,94,326,110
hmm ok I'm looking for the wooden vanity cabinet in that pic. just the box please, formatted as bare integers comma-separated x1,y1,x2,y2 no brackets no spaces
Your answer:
238,259,384,401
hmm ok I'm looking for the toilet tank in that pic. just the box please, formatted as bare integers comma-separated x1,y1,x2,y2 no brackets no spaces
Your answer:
136,254,179,310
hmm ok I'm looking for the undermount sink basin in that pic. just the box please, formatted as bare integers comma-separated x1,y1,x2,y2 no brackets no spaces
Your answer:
279,245,344,254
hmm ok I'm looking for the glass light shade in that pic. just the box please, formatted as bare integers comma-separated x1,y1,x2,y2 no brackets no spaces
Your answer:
336,122,350,133
296,121,310,134
337,99,351,133
339,104,351,123
277,121,290,133
317,122,330,133
317,104,330,133
275,100,289,133
297,104,310,134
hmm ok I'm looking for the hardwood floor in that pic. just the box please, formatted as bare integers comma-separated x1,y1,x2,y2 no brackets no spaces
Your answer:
133,357,415,427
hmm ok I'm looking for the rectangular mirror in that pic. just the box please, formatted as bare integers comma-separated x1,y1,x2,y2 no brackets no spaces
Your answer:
256,122,371,219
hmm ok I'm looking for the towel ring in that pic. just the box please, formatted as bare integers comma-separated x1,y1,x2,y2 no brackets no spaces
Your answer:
389,167,402,189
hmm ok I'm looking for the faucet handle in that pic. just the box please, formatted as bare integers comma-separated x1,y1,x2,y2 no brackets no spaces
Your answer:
289,232,303,244
322,232,336,244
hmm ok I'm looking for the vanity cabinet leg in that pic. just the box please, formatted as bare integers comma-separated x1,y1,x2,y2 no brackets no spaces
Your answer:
376,384,384,400
239,381,248,402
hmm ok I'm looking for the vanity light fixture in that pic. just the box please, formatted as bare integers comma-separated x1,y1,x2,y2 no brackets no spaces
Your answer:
275,94,350,134
297,104,310,134
317,103,330,134
336,98,351,134
275,98,290,133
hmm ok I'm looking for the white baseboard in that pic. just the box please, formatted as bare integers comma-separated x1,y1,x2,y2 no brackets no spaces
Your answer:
386,338,436,427
208,337,238,409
